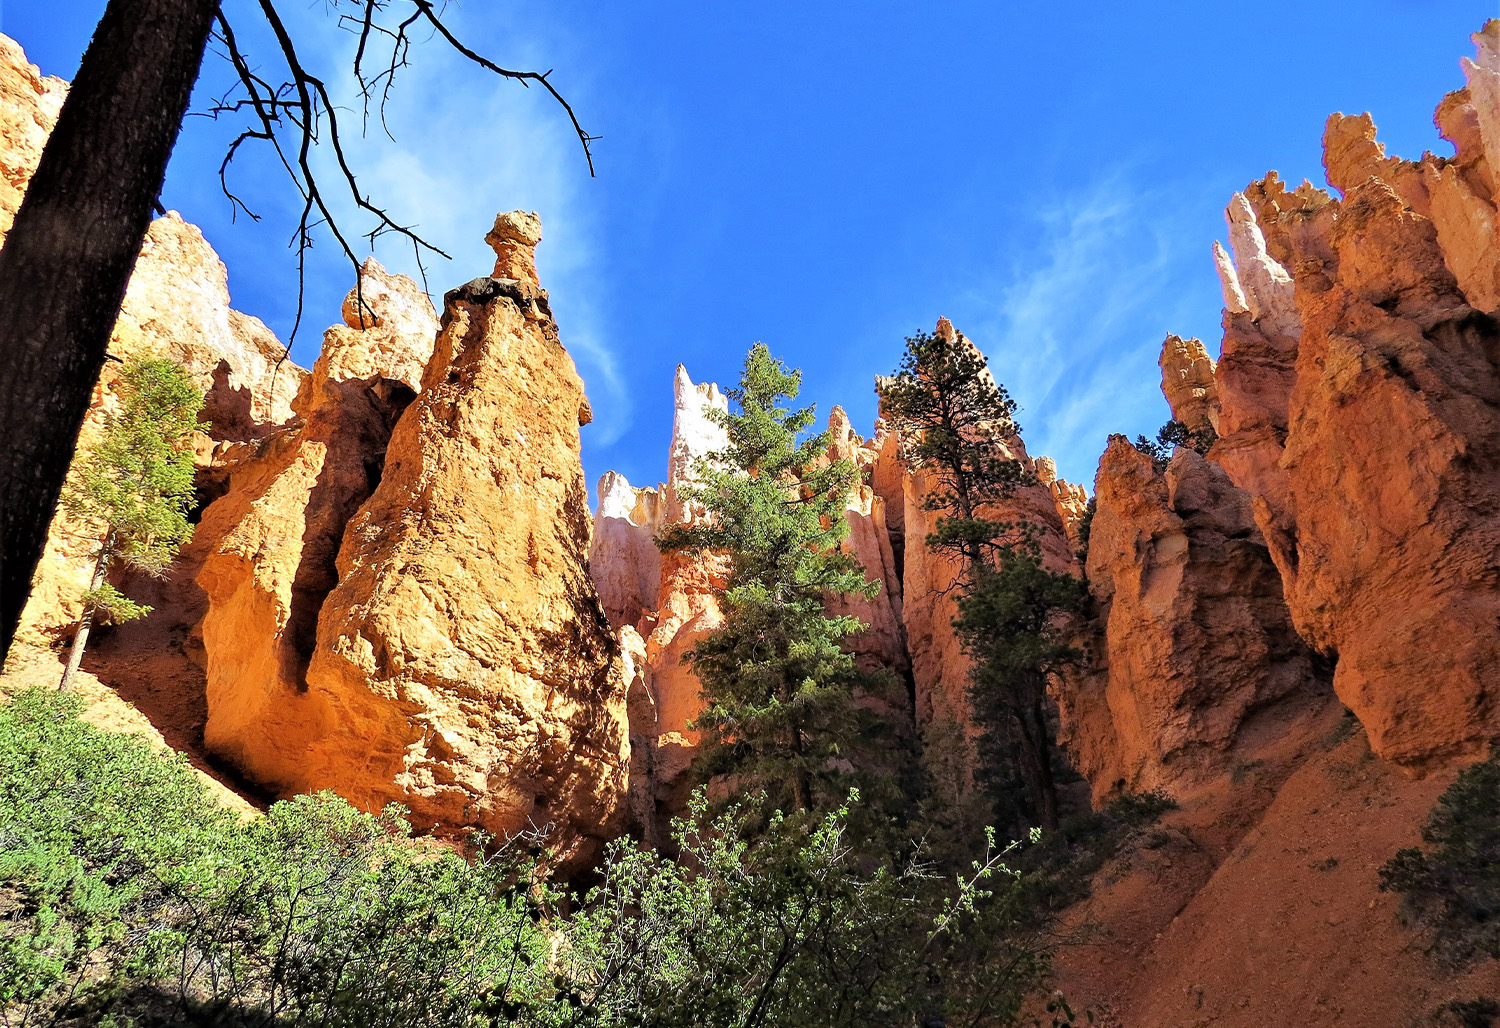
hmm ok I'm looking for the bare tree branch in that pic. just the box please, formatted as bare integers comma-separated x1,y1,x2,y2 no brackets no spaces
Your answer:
204,0,597,346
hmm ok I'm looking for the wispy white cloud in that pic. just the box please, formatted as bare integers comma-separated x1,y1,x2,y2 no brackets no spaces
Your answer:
952,172,1222,488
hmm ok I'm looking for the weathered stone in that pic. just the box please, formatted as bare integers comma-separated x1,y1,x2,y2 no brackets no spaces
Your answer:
19,213,308,645
642,366,730,751
1034,457,1090,551
196,262,434,798
289,217,629,866
0,32,64,242
304,256,438,406
1222,193,1300,338
1060,438,1328,801
1200,35,1500,768
1158,335,1219,434
485,209,544,285
590,471,663,632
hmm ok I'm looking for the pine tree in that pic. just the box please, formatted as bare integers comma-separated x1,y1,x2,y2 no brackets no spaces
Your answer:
57,356,204,691
882,328,1084,832
659,343,876,814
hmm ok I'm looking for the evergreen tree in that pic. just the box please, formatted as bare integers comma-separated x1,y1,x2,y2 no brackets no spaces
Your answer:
883,329,1085,832
57,356,204,691
659,343,876,814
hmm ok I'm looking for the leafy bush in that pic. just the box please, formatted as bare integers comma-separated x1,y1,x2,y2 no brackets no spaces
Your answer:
562,794,1050,1028
1379,754,1500,967
0,688,558,1027
0,687,237,1018
1,689,1057,1027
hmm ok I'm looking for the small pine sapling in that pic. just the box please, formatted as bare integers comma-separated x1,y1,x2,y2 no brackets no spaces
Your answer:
57,356,205,690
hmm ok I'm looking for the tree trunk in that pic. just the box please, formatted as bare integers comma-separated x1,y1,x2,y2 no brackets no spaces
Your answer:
1015,699,1058,833
790,717,812,812
0,0,219,662
59,550,109,691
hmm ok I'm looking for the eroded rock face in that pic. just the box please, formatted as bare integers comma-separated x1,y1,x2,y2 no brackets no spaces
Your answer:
1158,335,1219,434
196,265,434,790
821,408,909,683
1060,438,1328,801
298,224,628,866
634,367,729,810
0,33,65,242
1034,457,1090,551
307,257,439,406
1198,21,1500,768
590,471,663,632
16,213,307,644
0,33,311,647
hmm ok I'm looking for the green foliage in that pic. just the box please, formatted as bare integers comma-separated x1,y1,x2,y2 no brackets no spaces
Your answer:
81,583,154,625
1132,420,1217,473
1379,753,1500,967
64,356,206,585
0,690,1054,1027
168,797,554,1028
958,548,1088,831
0,687,556,1026
560,793,1051,1028
0,687,237,1018
1073,496,1096,562
879,330,1029,567
883,329,1086,832
658,343,884,815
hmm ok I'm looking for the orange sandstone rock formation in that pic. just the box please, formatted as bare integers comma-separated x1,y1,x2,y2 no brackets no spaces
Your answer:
1060,437,1328,801
1157,334,1219,434
195,263,434,787
1202,22,1500,769
301,222,628,864
589,471,663,632
822,406,908,681
0,33,65,242
643,365,730,752
194,215,628,863
1034,456,1090,550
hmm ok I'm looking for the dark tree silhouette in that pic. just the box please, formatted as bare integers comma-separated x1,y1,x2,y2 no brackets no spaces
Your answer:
0,0,595,661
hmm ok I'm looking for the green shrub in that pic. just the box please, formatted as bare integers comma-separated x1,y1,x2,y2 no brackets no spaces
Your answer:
1,688,1058,1027
559,794,1050,1028
0,688,557,1027
0,687,237,1018
1379,755,1500,967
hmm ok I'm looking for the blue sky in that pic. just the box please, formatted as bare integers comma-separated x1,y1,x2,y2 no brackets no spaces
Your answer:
3,1,1492,494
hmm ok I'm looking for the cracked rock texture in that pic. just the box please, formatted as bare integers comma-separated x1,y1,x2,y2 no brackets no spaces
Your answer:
181,210,625,865
1202,21,1500,768
1059,438,1330,801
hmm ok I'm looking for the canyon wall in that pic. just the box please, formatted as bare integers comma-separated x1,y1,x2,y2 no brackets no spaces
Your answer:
1055,22,1500,805
197,214,630,864
1061,437,1330,801
1,35,630,863
1202,21,1500,770
1,38,309,647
